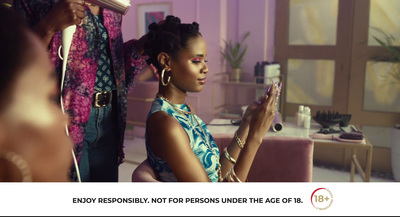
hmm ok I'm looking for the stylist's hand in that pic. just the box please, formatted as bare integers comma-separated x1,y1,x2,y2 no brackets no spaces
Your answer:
36,0,85,46
247,84,277,141
136,19,166,55
48,0,86,31
135,33,148,56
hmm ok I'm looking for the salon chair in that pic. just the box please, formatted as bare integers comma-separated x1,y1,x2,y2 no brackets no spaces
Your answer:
213,134,314,182
131,159,160,182
131,135,314,182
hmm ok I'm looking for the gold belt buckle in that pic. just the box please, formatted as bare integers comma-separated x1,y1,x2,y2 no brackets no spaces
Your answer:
94,91,111,108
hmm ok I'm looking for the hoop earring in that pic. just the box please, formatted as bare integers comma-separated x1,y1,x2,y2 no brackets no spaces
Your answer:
0,151,32,182
161,68,171,86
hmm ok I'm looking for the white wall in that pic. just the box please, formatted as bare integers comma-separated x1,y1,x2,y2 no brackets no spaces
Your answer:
122,0,275,123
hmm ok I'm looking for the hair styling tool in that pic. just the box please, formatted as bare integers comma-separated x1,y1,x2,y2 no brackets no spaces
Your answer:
85,0,131,15
271,111,283,132
58,24,81,182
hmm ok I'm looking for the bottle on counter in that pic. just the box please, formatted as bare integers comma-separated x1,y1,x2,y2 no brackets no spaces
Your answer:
303,106,311,129
295,105,304,127
254,62,263,83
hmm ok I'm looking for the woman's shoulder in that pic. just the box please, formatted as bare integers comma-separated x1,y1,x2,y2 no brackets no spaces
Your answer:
146,109,189,157
147,110,181,132
147,97,188,136
149,97,175,116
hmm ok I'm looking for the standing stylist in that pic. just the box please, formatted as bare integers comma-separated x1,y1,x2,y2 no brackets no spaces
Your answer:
13,0,148,181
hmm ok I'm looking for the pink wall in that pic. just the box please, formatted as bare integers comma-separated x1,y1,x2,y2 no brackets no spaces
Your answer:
122,0,275,123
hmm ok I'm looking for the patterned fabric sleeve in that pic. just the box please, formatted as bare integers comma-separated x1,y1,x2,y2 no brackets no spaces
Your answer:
12,0,54,30
124,39,148,94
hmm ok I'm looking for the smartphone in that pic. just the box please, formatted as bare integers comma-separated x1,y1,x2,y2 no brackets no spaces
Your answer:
265,79,282,101
275,82,282,101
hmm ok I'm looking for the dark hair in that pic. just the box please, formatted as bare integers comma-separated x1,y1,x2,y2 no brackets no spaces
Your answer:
144,15,202,72
0,5,35,111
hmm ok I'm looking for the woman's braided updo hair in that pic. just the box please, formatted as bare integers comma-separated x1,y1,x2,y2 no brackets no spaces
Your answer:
143,15,202,73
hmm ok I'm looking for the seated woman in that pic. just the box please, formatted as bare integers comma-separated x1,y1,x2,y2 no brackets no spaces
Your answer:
143,15,277,182
0,5,73,181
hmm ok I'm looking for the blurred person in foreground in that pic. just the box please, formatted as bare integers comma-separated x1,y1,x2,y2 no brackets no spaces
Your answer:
0,5,73,182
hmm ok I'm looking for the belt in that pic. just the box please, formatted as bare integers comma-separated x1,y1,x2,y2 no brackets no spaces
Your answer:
93,90,116,108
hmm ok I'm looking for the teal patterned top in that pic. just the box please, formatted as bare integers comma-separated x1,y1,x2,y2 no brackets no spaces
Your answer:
146,97,220,182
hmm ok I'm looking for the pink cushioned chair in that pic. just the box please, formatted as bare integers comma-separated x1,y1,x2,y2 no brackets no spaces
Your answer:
213,134,314,182
132,135,314,182
131,159,160,182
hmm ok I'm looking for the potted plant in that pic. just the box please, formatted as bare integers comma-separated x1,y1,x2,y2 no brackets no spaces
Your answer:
373,31,400,181
221,31,250,82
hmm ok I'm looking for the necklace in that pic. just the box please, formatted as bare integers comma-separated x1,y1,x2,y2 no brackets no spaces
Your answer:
85,2,94,6
156,93,222,181
156,93,193,115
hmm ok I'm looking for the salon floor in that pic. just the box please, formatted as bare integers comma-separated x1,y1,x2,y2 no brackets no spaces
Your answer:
118,135,395,182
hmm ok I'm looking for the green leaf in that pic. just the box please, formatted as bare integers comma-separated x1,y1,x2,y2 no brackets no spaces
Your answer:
221,31,251,68
241,31,250,44
374,36,400,61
